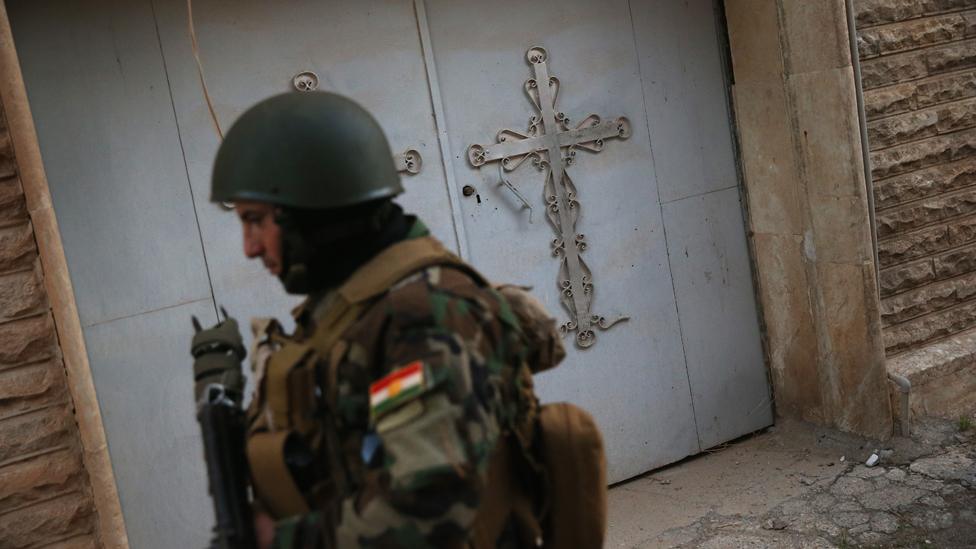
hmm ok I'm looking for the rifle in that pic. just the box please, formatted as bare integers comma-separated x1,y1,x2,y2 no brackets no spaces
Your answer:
192,311,257,549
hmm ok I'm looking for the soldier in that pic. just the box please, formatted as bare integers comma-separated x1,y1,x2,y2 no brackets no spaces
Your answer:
194,91,600,549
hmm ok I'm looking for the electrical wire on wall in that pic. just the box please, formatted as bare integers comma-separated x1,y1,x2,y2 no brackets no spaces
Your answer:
187,0,224,140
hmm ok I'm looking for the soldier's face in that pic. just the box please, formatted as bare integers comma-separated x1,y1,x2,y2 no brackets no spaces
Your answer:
235,201,283,275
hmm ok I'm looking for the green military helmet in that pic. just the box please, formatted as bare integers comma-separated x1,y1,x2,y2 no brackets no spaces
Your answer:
211,92,403,209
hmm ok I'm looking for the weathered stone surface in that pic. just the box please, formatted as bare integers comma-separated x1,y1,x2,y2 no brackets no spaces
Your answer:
0,177,26,227
0,449,86,514
878,186,976,237
864,81,916,118
934,243,976,277
0,359,67,419
0,132,14,180
881,270,976,325
859,485,927,510
831,476,872,497
0,266,46,321
868,108,939,149
861,48,928,89
948,212,976,245
877,225,949,267
884,299,976,352
926,38,976,74
857,31,880,59
0,222,35,274
868,97,976,149
879,259,936,295
910,451,976,482
871,128,976,179
874,157,976,209
916,68,976,109
0,405,73,464
855,0,923,27
44,537,98,549
861,13,971,56
0,491,94,549
0,313,57,366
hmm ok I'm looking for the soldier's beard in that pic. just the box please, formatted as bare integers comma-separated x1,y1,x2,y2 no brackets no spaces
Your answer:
275,201,411,295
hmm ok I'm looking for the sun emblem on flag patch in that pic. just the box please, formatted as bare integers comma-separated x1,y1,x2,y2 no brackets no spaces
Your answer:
369,361,425,419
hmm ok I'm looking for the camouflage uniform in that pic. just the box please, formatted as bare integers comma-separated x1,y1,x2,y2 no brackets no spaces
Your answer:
251,220,540,548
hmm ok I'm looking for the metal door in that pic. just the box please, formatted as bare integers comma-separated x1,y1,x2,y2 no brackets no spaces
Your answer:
10,0,770,546
423,0,770,481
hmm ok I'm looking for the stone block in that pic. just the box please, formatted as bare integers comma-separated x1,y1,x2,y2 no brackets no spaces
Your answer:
877,187,976,237
864,82,916,118
0,132,14,180
888,327,976,418
45,536,98,549
925,39,976,74
948,212,976,245
0,177,26,227
870,128,976,179
879,259,936,295
732,79,803,234
874,13,969,54
874,156,976,209
0,491,94,548
789,68,865,197
881,270,976,325
810,194,873,263
855,0,923,27
935,97,976,133
922,0,976,15
877,225,949,266
857,31,880,58
0,314,57,367
0,404,73,464
0,222,36,274
934,243,976,277
781,0,850,73
861,49,928,89
816,261,891,438
0,449,86,514
884,299,976,352
0,359,67,419
916,69,976,108
868,109,939,149
0,265,47,321
750,233,824,421
724,0,785,82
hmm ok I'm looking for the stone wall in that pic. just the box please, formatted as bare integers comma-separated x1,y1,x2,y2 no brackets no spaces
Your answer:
0,95,100,545
855,0,976,355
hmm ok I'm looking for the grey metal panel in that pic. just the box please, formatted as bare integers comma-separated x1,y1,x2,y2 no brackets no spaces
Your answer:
630,0,739,204
662,187,771,449
83,299,218,549
149,0,456,345
8,0,213,327
424,0,700,481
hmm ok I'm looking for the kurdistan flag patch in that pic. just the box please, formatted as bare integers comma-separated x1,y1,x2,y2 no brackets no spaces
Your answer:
370,361,426,419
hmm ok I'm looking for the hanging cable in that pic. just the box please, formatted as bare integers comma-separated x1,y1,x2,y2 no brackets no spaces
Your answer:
187,0,224,140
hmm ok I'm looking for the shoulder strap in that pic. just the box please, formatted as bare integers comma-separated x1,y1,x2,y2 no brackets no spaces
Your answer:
307,236,471,355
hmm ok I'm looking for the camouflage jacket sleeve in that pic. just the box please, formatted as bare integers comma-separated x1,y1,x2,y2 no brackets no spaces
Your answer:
273,266,515,548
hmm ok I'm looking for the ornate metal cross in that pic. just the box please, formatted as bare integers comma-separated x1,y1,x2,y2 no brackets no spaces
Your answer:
467,46,631,349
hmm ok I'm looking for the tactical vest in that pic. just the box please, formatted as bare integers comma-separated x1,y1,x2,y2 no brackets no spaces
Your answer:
245,236,607,548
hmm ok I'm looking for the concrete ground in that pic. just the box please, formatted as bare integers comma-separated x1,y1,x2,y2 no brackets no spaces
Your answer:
606,417,976,548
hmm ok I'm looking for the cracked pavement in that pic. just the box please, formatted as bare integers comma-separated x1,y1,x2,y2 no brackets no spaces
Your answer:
607,418,976,548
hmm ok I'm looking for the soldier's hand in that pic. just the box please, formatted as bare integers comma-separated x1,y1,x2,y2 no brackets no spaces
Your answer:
190,308,247,402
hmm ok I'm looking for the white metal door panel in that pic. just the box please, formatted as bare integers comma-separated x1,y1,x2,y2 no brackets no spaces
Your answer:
150,0,460,340
423,0,702,482
631,2,771,447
